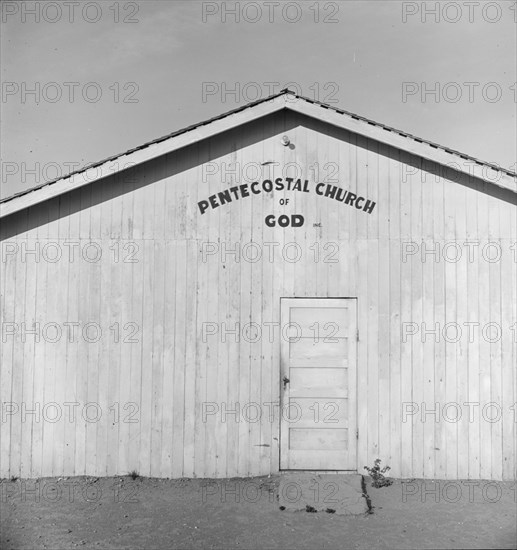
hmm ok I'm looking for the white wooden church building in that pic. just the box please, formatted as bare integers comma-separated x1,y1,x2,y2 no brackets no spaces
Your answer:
1,90,515,481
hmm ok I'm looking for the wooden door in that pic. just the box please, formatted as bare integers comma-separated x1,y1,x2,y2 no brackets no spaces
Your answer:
280,298,357,470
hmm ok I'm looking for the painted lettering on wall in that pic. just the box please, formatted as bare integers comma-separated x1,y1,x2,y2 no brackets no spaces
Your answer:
197,175,377,223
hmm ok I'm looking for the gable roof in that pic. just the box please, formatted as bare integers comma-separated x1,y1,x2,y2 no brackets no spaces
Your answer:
1,89,515,218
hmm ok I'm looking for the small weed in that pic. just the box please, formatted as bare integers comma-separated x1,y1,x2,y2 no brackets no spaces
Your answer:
10,476,18,482
128,470,140,480
364,459,393,488
305,505,317,513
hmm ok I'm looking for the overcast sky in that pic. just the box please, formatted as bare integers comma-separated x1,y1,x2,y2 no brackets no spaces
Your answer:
1,0,516,199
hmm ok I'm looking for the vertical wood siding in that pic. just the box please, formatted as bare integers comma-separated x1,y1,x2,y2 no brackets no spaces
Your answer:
1,110,515,480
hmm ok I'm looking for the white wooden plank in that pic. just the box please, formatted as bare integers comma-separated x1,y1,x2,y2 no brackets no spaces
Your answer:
377,141,391,472
138,239,154,476
500,234,516,480
249,129,266,477
444,176,458,480
41,199,60,477
455,183,469,480
411,158,425,479
255,116,275,476
182,240,197,476
0,235,17,477
172,241,187,478
151,239,165,476
367,239,380,466
433,167,447,480
388,238,402,477
160,240,176,477
488,196,503,481
52,196,71,477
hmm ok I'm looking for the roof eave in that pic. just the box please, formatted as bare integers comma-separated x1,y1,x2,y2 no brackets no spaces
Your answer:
1,90,515,219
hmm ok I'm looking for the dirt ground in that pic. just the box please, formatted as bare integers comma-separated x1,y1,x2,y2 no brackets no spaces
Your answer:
1,475,515,549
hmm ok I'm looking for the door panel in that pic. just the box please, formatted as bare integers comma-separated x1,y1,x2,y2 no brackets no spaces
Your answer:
280,298,357,471
290,306,349,337
289,368,348,398
290,337,349,367
290,428,348,450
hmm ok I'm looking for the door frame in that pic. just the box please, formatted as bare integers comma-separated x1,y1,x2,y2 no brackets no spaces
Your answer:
279,297,358,472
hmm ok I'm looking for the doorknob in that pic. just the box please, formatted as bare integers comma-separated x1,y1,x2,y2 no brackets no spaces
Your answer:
283,376,290,389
